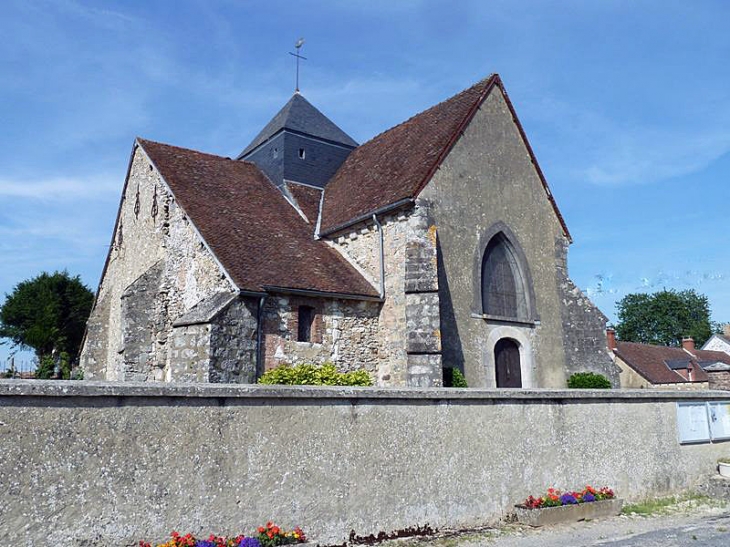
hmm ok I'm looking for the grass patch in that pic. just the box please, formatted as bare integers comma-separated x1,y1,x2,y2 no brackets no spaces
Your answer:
622,493,721,516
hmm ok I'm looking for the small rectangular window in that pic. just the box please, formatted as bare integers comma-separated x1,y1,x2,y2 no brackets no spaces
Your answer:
298,148,306,159
297,305,315,342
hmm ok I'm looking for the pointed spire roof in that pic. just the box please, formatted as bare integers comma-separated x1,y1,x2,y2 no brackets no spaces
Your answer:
238,93,358,158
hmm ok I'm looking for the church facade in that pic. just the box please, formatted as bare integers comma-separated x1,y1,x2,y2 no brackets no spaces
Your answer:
80,74,616,388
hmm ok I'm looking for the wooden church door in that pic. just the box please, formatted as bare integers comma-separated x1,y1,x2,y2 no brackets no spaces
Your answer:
495,338,521,387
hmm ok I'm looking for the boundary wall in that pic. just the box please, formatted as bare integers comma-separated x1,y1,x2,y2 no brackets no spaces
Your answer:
1,381,728,546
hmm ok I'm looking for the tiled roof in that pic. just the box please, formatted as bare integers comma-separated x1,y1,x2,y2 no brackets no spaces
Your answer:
139,138,378,298
614,341,721,384
238,93,358,158
319,74,571,239
286,182,322,224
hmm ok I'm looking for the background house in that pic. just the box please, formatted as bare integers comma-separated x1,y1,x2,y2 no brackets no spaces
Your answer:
608,329,730,390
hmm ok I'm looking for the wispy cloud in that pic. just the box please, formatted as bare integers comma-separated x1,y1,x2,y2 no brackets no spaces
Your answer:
0,174,119,201
522,94,730,187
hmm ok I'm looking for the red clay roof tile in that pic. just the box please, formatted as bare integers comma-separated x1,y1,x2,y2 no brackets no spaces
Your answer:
139,138,378,298
614,341,720,384
319,74,571,240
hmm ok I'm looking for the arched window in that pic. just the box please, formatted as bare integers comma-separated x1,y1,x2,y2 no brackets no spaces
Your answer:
481,234,527,319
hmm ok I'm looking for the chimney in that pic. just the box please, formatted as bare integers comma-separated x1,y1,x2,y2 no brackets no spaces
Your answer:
724,324,730,338
682,337,695,352
606,328,617,351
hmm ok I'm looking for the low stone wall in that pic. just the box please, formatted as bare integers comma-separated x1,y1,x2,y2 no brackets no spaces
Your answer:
1,381,728,546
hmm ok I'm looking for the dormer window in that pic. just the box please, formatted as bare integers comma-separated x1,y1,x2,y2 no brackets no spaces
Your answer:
298,148,306,159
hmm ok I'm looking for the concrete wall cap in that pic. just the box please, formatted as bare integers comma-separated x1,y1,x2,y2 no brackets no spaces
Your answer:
2,380,730,402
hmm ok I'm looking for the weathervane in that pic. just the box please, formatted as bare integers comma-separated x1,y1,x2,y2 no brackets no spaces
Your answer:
289,38,307,92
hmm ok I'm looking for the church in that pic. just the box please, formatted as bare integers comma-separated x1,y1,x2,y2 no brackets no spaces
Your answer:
80,74,616,388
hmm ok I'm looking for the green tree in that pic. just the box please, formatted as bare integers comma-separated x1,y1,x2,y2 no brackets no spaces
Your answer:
615,289,713,347
0,271,94,377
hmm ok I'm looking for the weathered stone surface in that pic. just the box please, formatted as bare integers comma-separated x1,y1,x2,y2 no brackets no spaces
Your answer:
169,322,211,382
209,297,258,383
405,293,441,354
555,237,619,386
0,381,728,545
708,371,730,391
417,86,609,389
407,353,443,387
262,296,381,376
81,146,235,381
120,261,165,381
333,209,443,386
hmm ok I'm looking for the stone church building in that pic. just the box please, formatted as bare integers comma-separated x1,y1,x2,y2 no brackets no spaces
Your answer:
80,74,616,388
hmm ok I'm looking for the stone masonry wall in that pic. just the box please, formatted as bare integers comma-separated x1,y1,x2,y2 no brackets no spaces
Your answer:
708,371,730,391
261,295,381,377
81,144,233,381
331,208,442,386
555,237,620,386
3,382,730,546
210,297,259,384
120,261,166,381
168,323,212,383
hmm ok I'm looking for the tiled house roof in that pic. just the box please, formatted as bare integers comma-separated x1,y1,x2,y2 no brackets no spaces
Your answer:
133,74,567,301
139,138,378,299
286,182,322,224
319,74,571,238
613,341,729,384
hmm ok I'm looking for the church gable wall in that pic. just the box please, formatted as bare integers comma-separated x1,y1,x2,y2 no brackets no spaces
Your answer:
418,86,596,388
81,145,234,381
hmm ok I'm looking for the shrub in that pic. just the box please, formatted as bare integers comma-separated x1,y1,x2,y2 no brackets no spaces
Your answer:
258,363,372,386
452,368,468,387
567,372,612,389
443,367,468,387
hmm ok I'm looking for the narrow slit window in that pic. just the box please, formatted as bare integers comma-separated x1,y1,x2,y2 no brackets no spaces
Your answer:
298,148,306,159
297,305,315,342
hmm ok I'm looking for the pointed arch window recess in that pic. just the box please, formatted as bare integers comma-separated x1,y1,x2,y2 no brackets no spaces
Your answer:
481,234,529,321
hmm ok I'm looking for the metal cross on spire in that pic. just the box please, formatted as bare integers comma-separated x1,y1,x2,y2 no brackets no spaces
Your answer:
289,38,307,93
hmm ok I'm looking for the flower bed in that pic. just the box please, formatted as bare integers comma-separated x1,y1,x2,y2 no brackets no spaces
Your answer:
139,522,306,547
521,485,615,508
515,486,622,527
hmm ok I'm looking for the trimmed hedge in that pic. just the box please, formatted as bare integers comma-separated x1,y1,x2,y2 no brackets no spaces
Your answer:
567,372,612,389
258,363,372,386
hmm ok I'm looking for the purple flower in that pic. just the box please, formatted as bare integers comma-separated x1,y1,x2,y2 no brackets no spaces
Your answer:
195,542,216,547
583,492,596,502
239,538,262,547
560,493,578,505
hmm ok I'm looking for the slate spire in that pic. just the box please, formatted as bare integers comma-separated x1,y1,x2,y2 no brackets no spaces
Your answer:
237,94,358,189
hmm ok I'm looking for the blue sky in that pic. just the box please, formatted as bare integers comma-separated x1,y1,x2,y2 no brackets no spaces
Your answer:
1,0,729,363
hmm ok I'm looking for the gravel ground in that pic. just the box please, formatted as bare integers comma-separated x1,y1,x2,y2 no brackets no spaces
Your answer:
389,499,730,547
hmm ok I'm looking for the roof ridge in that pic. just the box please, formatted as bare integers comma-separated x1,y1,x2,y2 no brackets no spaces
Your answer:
356,75,497,148
137,137,232,161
